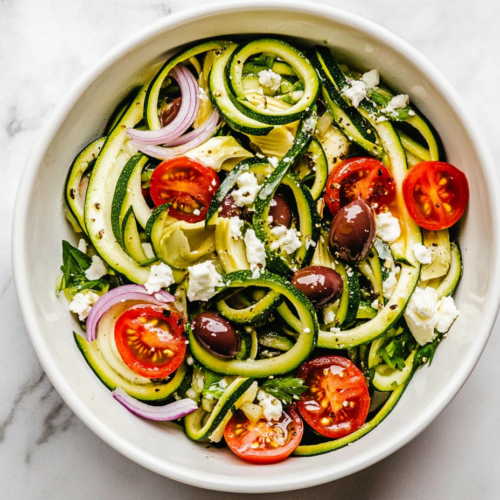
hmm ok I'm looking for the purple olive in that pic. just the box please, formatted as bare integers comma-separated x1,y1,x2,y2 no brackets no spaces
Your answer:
192,312,239,359
269,195,292,228
160,97,181,127
219,194,243,219
291,266,344,308
329,199,376,263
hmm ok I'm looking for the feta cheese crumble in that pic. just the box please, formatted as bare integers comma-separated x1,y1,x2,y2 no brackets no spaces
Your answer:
258,69,282,91
144,262,175,294
342,80,367,108
268,156,279,168
383,94,409,115
228,216,244,240
376,212,401,244
187,261,224,302
244,229,266,279
78,239,87,254
412,243,433,265
361,69,380,88
257,389,283,421
269,225,302,254
404,287,459,345
193,209,201,216
324,309,336,325
69,291,100,321
232,172,261,207
383,267,400,299
84,255,107,280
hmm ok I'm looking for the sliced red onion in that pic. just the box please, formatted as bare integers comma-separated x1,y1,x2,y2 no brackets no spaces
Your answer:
86,285,175,343
135,109,219,160
127,64,199,146
112,387,198,421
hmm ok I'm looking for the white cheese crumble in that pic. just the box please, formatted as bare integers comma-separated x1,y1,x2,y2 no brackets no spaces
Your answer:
361,69,380,88
383,267,400,299
193,209,201,216
187,261,224,302
268,156,279,168
371,299,380,310
376,212,401,244
78,239,87,254
232,172,261,207
228,216,244,240
258,69,282,91
383,94,409,115
144,262,175,294
244,229,266,279
374,237,393,262
305,238,317,251
404,287,460,345
141,242,155,259
412,243,433,265
343,80,367,108
69,291,100,321
84,255,107,280
324,309,335,324
257,389,283,421
270,225,302,255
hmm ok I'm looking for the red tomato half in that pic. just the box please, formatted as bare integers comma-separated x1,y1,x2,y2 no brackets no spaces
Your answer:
149,157,219,223
297,356,370,439
224,406,304,464
402,161,469,230
324,157,396,217
114,304,186,378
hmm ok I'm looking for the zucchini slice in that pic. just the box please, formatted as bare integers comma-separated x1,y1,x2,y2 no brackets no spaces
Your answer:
294,137,328,200
227,39,320,125
184,377,255,441
74,333,187,403
121,208,148,263
293,371,413,456
65,137,106,233
357,246,383,303
189,271,318,377
209,43,273,136
372,349,416,391
145,40,232,130
84,85,151,284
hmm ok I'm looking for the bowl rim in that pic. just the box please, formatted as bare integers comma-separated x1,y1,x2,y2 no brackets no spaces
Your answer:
12,0,500,492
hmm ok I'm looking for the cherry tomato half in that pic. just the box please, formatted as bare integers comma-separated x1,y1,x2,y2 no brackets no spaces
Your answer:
324,157,396,217
114,304,186,378
149,157,219,223
402,161,469,230
297,356,370,439
224,406,304,464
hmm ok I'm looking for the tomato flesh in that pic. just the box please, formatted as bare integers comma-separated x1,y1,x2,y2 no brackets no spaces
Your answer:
224,406,303,464
297,356,370,439
324,157,396,217
402,161,469,230
149,157,219,223
114,304,186,378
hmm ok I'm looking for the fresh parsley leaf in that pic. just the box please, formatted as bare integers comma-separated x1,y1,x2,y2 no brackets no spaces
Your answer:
414,335,442,368
378,329,416,371
261,377,308,405
201,370,226,399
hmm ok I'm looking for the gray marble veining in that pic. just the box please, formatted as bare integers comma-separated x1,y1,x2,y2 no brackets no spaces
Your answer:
1,0,500,498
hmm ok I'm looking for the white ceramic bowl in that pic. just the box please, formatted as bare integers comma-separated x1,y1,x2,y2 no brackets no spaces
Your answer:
12,0,500,493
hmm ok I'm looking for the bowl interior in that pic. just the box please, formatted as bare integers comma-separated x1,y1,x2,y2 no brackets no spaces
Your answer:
13,1,499,493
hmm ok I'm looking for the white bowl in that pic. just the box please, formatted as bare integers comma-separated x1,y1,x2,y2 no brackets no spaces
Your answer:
12,0,500,493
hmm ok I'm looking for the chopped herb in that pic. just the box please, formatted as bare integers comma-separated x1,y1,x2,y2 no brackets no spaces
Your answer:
262,377,308,405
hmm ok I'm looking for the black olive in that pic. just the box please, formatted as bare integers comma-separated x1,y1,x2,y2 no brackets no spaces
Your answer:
191,312,239,359
329,199,376,263
291,266,344,308
269,195,292,228
160,97,182,127
219,194,243,219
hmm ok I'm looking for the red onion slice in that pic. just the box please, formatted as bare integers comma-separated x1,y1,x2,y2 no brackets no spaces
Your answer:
86,284,175,343
112,388,198,420
127,65,199,146
135,109,219,160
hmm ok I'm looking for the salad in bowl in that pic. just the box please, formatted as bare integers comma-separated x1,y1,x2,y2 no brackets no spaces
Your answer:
58,36,468,464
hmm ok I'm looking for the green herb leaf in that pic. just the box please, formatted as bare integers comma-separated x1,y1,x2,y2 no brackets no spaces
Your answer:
262,377,308,405
202,370,226,399
414,335,442,368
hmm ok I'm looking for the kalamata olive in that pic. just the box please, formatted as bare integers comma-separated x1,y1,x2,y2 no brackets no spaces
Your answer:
291,266,344,308
192,312,240,359
329,199,376,263
269,195,292,228
160,97,181,127
219,194,243,218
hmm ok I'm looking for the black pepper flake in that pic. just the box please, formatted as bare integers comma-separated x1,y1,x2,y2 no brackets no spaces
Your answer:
69,188,76,199
378,169,383,176
390,304,398,310
163,309,171,318
177,318,183,326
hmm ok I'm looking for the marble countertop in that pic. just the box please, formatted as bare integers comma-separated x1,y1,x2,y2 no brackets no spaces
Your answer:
2,0,500,497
